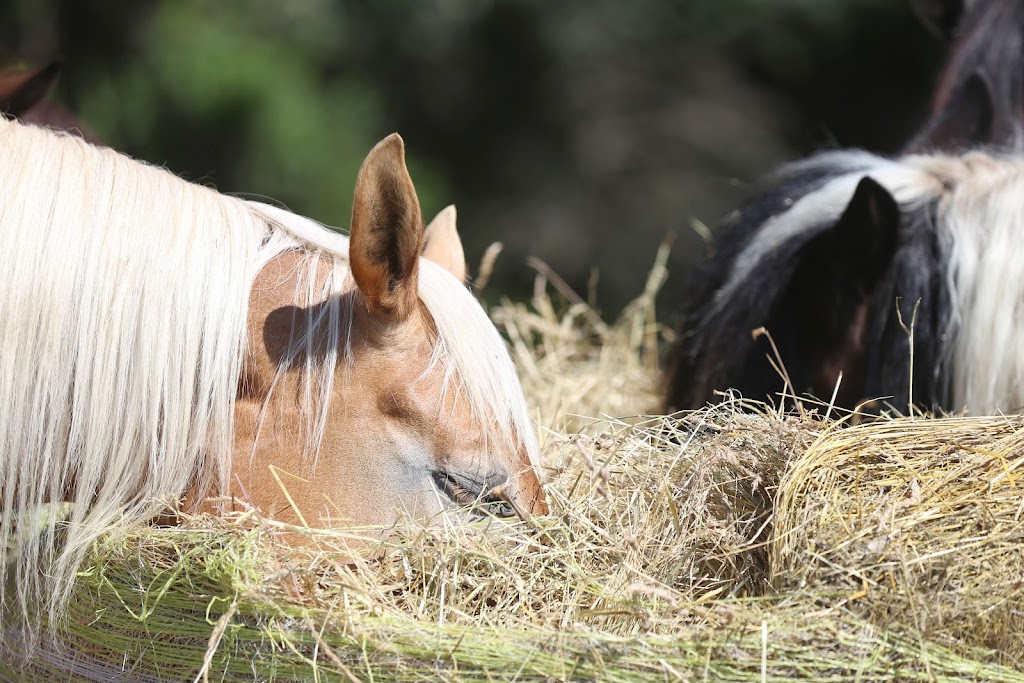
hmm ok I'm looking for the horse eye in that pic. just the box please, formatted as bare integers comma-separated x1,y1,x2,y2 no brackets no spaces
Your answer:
431,470,476,506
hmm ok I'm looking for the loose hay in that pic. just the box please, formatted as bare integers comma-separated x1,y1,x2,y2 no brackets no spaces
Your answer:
773,416,1024,667
5,252,1024,681
489,243,671,434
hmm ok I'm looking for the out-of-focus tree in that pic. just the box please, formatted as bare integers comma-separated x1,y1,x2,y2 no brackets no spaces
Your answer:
0,0,942,312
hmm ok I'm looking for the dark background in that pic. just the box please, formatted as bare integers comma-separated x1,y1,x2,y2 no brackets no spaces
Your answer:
0,0,944,315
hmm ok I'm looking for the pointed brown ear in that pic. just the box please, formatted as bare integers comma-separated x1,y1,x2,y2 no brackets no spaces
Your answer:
422,205,467,284
350,133,424,318
0,60,62,117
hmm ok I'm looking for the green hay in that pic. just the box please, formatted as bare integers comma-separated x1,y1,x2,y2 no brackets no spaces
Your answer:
11,523,1024,683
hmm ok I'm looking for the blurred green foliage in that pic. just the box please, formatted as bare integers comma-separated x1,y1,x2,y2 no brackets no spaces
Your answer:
77,1,446,226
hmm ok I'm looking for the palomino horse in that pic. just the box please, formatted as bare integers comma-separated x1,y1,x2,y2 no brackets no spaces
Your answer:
664,0,1024,415
0,118,547,635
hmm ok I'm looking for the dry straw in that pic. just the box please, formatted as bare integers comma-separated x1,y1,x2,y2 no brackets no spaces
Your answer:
5,247,1024,681
773,415,1024,664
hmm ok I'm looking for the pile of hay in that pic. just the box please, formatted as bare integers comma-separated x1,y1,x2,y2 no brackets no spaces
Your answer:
6,248,1024,681
773,417,1024,662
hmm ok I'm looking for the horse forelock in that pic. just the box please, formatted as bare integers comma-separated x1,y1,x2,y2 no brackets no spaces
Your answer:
416,257,540,466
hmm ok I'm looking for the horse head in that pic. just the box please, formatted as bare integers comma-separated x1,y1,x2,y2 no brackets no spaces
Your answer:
666,171,911,412
0,120,548,640
233,134,548,526
665,0,1024,416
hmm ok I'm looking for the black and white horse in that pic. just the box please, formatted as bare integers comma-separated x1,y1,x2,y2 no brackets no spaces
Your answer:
665,0,1024,415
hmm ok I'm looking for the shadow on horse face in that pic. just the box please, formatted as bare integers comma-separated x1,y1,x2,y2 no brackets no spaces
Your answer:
229,135,547,527
238,283,539,526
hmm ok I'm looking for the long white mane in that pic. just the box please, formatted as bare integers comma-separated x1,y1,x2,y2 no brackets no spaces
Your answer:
0,117,538,630
717,147,1024,414
917,152,1024,413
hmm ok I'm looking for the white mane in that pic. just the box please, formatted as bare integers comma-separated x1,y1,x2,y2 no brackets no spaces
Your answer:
0,118,538,630
717,147,1024,414
915,152,1024,413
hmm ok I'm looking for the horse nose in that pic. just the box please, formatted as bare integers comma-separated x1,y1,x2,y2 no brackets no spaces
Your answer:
528,489,550,515
527,478,549,514
500,466,549,516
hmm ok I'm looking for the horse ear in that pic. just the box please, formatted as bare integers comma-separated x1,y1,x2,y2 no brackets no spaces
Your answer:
0,60,62,117
350,133,424,319
907,72,994,152
422,205,467,284
831,176,901,276
910,0,965,39
745,176,899,407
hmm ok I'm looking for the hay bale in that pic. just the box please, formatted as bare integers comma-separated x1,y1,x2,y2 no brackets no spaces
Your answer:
5,401,812,680
772,416,1024,665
